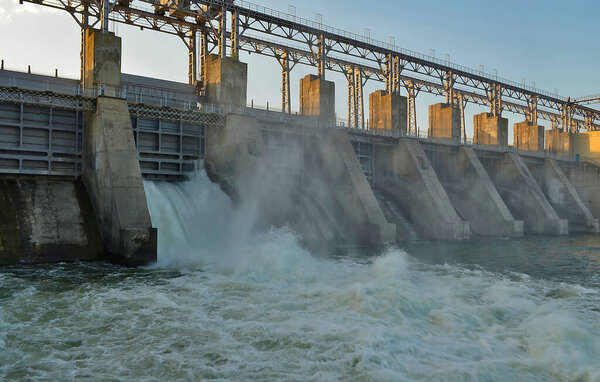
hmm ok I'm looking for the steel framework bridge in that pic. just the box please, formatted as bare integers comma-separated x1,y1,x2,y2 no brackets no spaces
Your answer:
18,0,600,134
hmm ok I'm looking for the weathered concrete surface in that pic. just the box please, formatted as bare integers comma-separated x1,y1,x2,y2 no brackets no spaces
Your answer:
0,178,104,265
299,75,335,124
310,129,396,244
427,147,523,237
573,131,600,162
473,113,508,147
374,139,470,240
565,161,600,219
546,128,573,157
514,122,544,152
205,54,248,107
479,153,567,235
83,97,157,266
205,115,395,245
84,29,121,96
536,159,598,232
428,103,461,139
369,90,407,135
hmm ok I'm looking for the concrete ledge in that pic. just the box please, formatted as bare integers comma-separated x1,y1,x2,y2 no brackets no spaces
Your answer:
374,138,470,240
480,152,568,235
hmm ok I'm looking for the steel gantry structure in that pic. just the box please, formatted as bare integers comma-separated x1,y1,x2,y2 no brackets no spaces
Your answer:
19,0,600,133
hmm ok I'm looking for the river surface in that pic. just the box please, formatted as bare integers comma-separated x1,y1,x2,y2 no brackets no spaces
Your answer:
1,170,600,381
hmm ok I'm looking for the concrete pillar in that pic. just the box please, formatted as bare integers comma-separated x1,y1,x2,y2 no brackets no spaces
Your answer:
541,159,598,232
514,121,544,151
428,103,461,139
573,131,600,162
427,147,523,237
300,74,335,124
83,29,121,96
479,153,567,235
373,139,470,240
369,90,407,135
546,128,573,157
83,29,157,266
473,113,508,147
205,54,248,107
567,160,600,218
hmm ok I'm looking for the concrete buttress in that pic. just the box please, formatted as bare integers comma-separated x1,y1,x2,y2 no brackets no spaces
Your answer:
427,147,523,237
374,138,470,240
540,159,598,232
83,97,157,265
83,28,157,266
479,153,568,235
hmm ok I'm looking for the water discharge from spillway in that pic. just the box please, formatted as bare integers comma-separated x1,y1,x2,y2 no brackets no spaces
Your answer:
1,168,600,380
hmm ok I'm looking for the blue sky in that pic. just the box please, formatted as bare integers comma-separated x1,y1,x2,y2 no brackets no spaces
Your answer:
0,0,598,139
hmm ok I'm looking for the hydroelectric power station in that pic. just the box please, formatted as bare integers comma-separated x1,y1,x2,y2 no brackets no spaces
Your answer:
2,0,600,266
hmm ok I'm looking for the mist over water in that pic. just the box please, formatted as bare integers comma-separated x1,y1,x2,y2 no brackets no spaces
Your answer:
1,168,600,381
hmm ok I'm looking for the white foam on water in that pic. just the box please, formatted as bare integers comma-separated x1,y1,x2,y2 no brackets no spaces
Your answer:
1,168,599,381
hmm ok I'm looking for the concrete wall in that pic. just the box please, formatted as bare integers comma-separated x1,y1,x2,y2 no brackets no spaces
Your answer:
546,129,573,157
428,103,461,139
374,139,470,240
427,147,523,237
514,122,544,152
299,75,335,124
473,113,508,147
205,54,247,107
479,153,567,235
0,178,104,265
369,90,407,135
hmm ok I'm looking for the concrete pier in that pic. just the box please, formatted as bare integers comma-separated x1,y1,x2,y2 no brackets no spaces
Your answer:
546,128,573,157
299,75,335,123
83,29,156,266
428,147,523,237
479,153,567,235
428,103,461,139
369,90,407,135
473,113,508,147
205,54,247,107
514,122,544,151
539,159,598,232
374,139,470,240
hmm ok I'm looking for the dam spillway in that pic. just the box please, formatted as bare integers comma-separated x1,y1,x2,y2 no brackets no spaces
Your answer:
1,0,600,265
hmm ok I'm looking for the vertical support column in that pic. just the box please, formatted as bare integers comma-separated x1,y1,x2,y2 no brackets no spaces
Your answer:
487,83,503,117
231,9,239,59
443,71,455,107
457,94,466,143
406,81,419,136
219,6,227,58
317,34,326,79
392,56,401,95
280,51,291,114
354,68,364,129
562,103,574,133
80,6,89,86
384,54,392,94
346,67,355,127
526,95,538,125
585,113,595,132
187,28,197,85
199,29,208,92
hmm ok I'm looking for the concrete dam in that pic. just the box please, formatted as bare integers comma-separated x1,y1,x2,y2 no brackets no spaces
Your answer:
2,1,600,266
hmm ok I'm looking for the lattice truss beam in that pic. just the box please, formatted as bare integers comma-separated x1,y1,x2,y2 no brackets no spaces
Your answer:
20,0,600,132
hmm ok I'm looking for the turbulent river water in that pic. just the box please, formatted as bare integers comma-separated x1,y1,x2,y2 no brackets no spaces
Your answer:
1,169,600,381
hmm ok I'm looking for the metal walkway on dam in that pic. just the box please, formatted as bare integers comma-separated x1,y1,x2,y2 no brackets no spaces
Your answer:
2,0,600,267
